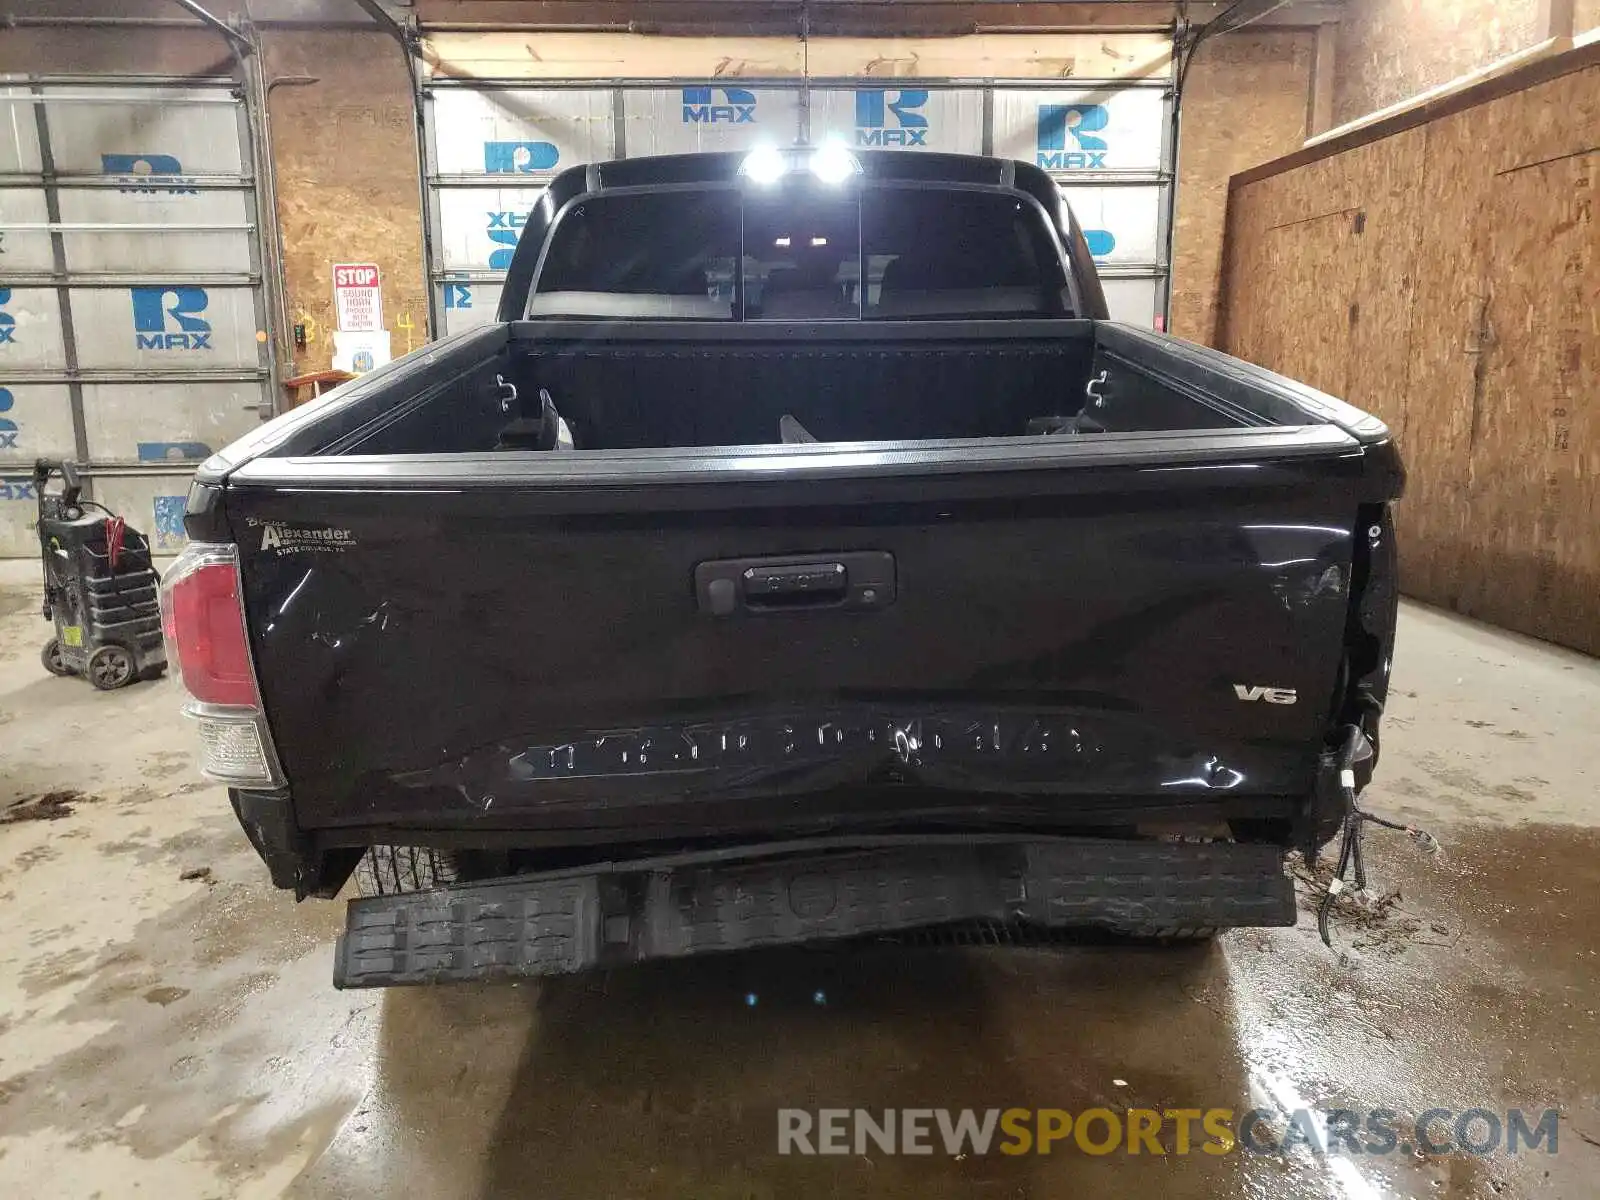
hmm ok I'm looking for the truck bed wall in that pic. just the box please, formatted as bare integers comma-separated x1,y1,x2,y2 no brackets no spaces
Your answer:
235,323,1389,471
323,324,1280,457
511,338,1097,448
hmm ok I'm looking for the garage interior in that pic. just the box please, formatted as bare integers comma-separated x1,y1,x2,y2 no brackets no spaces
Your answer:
1,0,1599,1196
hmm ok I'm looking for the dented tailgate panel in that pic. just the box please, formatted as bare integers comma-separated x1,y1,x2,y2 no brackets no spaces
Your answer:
227,462,1359,832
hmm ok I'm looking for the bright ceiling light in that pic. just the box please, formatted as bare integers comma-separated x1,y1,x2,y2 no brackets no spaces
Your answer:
774,235,791,247
739,144,786,185
809,141,861,184
810,236,828,247
740,143,861,185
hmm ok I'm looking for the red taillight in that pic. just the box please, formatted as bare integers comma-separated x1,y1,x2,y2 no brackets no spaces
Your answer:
160,546,259,708
161,542,282,787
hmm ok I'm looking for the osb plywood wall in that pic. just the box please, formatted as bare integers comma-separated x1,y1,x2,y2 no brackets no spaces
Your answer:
260,32,428,376
421,30,1175,79
0,25,234,77
1220,53,1600,655
1334,0,1600,124
1169,30,1314,345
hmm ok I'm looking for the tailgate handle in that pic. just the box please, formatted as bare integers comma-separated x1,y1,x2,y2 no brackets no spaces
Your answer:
743,562,847,608
695,552,896,617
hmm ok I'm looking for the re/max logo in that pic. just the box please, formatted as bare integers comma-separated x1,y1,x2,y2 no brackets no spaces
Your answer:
855,90,928,146
0,287,15,345
131,286,211,351
682,86,756,124
486,210,528,271
1036,104,1110,170
101,153,200,195
0,387,17,450
483,141,559,173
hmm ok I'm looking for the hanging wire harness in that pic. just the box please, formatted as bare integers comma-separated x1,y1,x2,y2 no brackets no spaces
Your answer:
1316,723,1441,947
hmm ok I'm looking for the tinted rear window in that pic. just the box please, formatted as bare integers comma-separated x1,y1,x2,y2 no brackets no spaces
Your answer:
533,191,741,319
529,186,1067,320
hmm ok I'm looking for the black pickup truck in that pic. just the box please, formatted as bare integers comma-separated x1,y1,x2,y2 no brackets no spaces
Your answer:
160,147,1402,988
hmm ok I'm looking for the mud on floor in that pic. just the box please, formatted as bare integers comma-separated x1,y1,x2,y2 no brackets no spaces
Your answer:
1,790,91,826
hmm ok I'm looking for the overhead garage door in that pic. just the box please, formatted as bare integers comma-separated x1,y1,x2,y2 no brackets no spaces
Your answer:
0,78,275,558
421,63,1172,336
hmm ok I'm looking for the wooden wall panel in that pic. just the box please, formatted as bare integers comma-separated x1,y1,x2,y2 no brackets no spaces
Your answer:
1333,0,1542,125
1218,130,1424,428
261,31,430,375
1465,154,1599,644
1340,131,1426,439
1482,51,1600,171
0,27,233,77
421,31,1173,80
1216,179,1284,374
1379,110,1485,609
1334,0,1600,128
1228,204,1359,399
413,2,1259,36
806,33,1173,79
1219,52,1600,655
1169,30,1313,346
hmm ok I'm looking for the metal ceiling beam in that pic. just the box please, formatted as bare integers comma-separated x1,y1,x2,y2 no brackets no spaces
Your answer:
170,0,255,54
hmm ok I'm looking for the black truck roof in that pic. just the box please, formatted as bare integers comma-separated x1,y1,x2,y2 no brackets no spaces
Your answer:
496,148,1107,323
587,148,1045,190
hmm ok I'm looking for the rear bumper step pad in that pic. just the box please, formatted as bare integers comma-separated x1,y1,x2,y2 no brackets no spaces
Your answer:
333,838,1294,988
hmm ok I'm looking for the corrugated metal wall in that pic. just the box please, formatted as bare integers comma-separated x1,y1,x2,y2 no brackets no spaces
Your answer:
0,78,276,557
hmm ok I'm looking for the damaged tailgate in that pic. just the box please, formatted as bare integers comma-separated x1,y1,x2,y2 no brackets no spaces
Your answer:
223,427,1376,838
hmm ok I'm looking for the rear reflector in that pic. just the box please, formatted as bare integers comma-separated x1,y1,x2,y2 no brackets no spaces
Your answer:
160,541,283,787
190,711,278,787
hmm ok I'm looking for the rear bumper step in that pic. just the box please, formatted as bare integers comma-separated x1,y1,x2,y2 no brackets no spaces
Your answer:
333,837,1294,988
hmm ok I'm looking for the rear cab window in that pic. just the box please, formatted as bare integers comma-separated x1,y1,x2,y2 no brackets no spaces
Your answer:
527,185,1069,321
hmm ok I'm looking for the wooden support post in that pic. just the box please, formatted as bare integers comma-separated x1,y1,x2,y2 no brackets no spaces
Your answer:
1309,22,1337,136
1535,0,1576,39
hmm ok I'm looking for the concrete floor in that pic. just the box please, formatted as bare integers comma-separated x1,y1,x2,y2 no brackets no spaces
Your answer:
2,559,1598,1199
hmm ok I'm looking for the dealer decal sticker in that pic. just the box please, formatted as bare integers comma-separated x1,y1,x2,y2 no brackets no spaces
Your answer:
246,517,356,556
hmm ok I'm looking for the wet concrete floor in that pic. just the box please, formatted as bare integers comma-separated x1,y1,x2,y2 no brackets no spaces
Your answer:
2,566,1598,1198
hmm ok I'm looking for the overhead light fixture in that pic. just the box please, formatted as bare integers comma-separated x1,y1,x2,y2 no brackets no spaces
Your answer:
809,141,862,184
775,235,791,247
739,143,863,186
739,144,787,185
810,236,828,247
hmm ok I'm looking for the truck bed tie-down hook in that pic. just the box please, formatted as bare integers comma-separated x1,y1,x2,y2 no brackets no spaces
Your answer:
496,374,518,414
1086,370,1109,408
